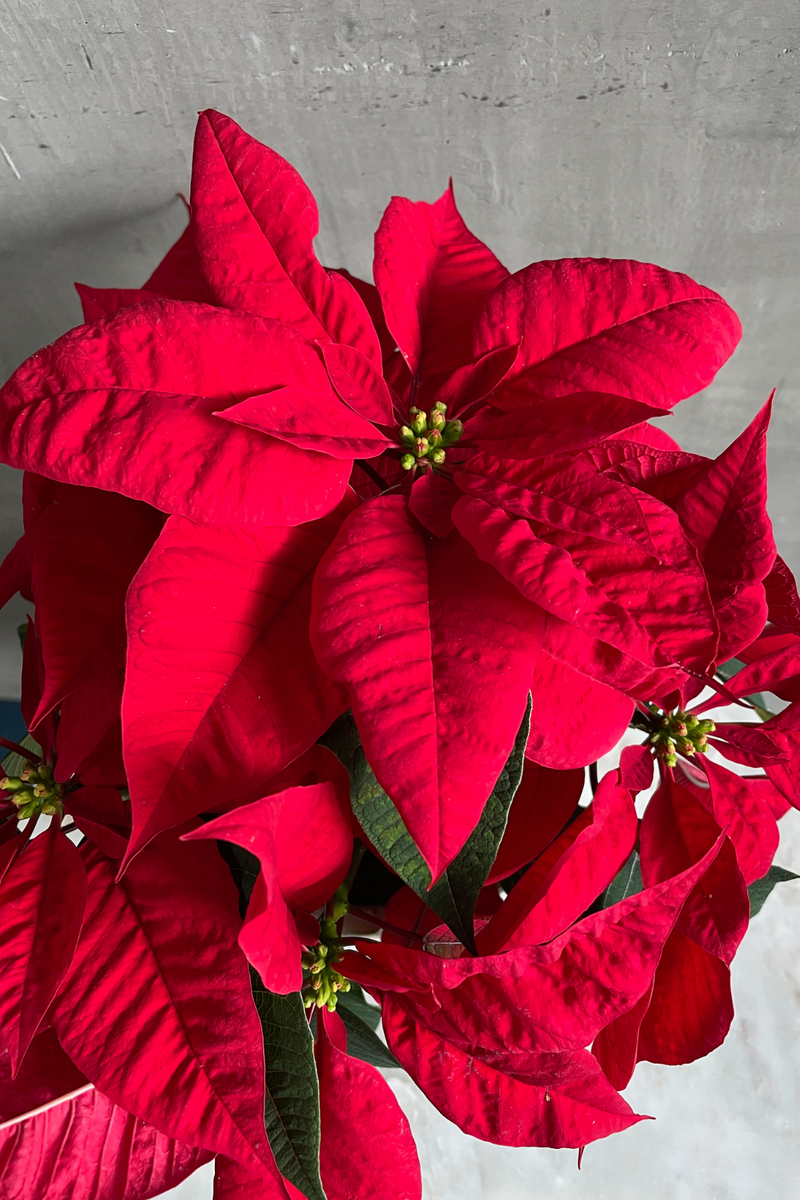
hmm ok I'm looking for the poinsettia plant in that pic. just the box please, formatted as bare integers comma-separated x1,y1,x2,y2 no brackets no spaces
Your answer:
0,108,798,1199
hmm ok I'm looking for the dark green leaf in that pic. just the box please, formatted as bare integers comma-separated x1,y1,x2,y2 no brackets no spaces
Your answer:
337,980,381,1031
251,976,326,1200
321,697,532,953
600,850,643,909
426,694,532,952
748,864,800,917
215,839,260,919
336,1002,400,1069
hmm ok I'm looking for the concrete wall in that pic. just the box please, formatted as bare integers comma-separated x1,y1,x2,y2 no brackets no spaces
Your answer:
1,2,799,1195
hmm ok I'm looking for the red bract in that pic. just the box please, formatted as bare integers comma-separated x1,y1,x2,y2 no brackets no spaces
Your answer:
339,773,722,1149
0,110,743,875
184,746,353,993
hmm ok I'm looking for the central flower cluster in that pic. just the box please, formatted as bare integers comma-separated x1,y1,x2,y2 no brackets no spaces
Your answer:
0,762,64,819
398,402,463,470
301,916,351,1011
643,704,716,768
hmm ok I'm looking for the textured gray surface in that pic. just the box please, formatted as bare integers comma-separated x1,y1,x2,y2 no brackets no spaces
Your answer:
0,1,799,1193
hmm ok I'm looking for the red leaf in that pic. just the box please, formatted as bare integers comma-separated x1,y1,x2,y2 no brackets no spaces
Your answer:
0,536,30,610
619,744,655,793
50,838,276,1174
479,770,637,953
74,284,162,322
673,399,775,602
184,759,352,993
0,824,87,1072
0,1087,213,1200
28,484,162,724
640,775,748,965
382,1005,644,1149
317,342,394,425
310,496,544,878
216,386,390,459
473,258,741,409
316,1009,422,1199
486,760,584,884
123,503,352,862
592,984,654,1091
526,651,634,770
143,221,209,303
697,760,779,886
374,184,509,382
637,932,733,1065
0,1028,88,1126
473,392,668,460
0,301,350,528
192,111,380,365
213,1156,291,1199
452,496,666,668
764,554,800,634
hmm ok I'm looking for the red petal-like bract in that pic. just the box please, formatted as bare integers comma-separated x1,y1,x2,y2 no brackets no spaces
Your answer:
192,111,381,366
374,184,508,385
316,1009,422,1200
123,500,354,862
184,755,352,993
473,258,741,409
486,760,584,883
0,825,87,1072
382,1009,644,1149
525,652,634,770
311,495,544,878
28,482,162,725
49,838,278,1178
0,1089,213,1200
0,301,349,528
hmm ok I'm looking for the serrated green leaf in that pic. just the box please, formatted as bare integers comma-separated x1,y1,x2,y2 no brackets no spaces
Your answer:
748,864,800,917
337,980,381,1031
2,732,42,779
321,697,532,953
336,1002,400,1069
600,850,643,909
251,977,326,1200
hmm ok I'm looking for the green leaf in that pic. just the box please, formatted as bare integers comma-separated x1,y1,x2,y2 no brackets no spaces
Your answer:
600,851,643,909
251,975,326,1200
337,980,381,1031
336,1001,400,1069
215,839,260,919
321,696,532,953
2,732,42,779
748,864,800,917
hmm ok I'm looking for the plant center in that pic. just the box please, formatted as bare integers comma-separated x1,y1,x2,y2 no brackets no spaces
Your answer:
0,762,64,820
302,914,351,1012
398,401,463,470
639,703,716,768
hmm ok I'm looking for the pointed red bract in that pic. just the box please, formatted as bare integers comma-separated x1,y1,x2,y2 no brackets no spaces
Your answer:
473,392,668,460
486,760,584,884
0,302,350,528
316,1009,422,1200
50,838,277,1176
374,184,509,383
0,1088,213,1200
310,495,544,878
192,111,381,366
0,825,87,1072
525,652,634,770
184,754,352,993
473,258,742,409
123,502,353,862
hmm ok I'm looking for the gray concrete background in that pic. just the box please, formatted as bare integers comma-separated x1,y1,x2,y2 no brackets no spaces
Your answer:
0,2,799,1194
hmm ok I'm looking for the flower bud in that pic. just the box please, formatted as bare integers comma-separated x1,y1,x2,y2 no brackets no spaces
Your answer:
429,410,446,431
414,437,429,456
442,419,463,443
303,992,315,1009
326,997,338,1012
311,975,323,990
411,412,426,434
428,429,442,447
432,401,447,413
399,425,414,443
685,713,699,729
696,735,708,749
675,722,687,736
430,449,446,465
0,776,24,791
697,720,716,734
400,453,416,470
